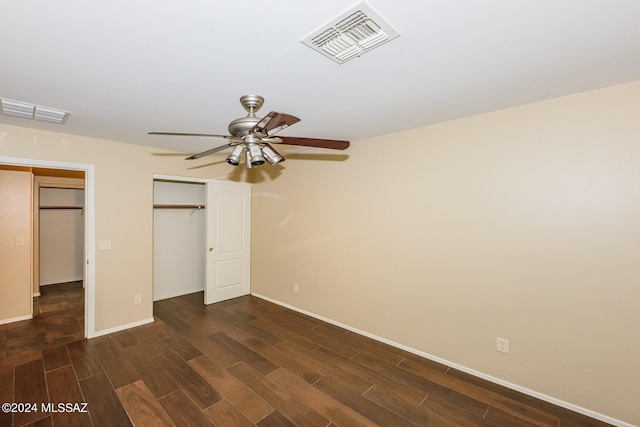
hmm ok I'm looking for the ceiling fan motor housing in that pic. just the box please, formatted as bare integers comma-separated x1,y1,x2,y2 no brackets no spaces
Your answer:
228,115,260,137
227,95,265,137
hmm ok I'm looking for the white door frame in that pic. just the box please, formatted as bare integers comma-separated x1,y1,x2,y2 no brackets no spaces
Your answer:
0,156,96,338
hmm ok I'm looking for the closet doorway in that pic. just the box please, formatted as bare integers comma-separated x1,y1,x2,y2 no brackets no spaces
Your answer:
34,171,85,295
153,179,206,301
33,172,86,345
153,176,251,305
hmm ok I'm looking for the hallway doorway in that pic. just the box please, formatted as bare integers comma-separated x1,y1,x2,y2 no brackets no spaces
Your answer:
0,156,96,338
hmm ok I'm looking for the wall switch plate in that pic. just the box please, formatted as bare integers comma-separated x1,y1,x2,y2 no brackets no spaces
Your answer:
134,295,141,305
98,240,112,250
293,284,299,293
15,236,25,246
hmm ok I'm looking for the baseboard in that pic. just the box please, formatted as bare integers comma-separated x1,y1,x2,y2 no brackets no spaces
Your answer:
153,287,204,302
0,314,33,325
251,292,633,427
40,279,83,287
89,317,154,338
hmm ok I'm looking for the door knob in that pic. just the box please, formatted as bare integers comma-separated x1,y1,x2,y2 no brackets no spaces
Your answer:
209,247,214,252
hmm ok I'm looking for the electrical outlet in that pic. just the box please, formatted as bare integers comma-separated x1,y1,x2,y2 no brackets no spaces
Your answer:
497,337,510,354
134,295,142,305
293,284,299,293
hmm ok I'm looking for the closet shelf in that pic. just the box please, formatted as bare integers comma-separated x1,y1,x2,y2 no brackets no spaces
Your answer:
40,206,84,210
153,204,206,209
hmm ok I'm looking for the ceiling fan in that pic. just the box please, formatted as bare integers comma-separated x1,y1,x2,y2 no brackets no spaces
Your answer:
149,95,350,168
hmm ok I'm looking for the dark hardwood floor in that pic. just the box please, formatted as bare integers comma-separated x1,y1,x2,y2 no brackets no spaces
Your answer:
0,288,613,426
0,281,85,360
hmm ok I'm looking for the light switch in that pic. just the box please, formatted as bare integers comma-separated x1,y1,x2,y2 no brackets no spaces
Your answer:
98,240,112,250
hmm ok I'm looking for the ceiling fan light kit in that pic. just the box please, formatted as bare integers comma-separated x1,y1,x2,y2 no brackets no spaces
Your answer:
226,145,244,166
149,95,350,169
261,144,284,165
247,143,266,166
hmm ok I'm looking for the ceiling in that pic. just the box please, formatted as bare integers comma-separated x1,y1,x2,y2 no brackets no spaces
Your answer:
1,1,640,156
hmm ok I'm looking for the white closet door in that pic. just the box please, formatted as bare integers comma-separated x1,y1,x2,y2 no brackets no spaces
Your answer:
204,180,251,305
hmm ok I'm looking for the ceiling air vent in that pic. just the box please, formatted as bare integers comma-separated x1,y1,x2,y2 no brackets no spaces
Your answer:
1,98,69,124
301,2,400,64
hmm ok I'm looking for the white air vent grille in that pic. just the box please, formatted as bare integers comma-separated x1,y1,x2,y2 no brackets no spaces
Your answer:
301,2,400,64
1,98,69,124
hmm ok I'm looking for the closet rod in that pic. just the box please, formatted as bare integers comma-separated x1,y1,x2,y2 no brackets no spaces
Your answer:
40,206,84,210
153,204,206,209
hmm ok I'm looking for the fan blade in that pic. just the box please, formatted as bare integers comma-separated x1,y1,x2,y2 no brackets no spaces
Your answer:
149,131,236,139
277,136,350,150
250,112,300,137
185,143,234,160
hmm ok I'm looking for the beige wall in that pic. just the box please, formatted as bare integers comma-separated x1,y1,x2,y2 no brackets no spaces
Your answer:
251,81,640,425
0,125,249,333
0,170,32,324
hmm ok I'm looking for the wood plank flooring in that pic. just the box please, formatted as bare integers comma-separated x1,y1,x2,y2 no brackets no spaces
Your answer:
0,288,614,426
0,281,84,360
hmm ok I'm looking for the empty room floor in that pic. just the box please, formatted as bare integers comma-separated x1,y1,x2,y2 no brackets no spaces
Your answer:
0,289,613,426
